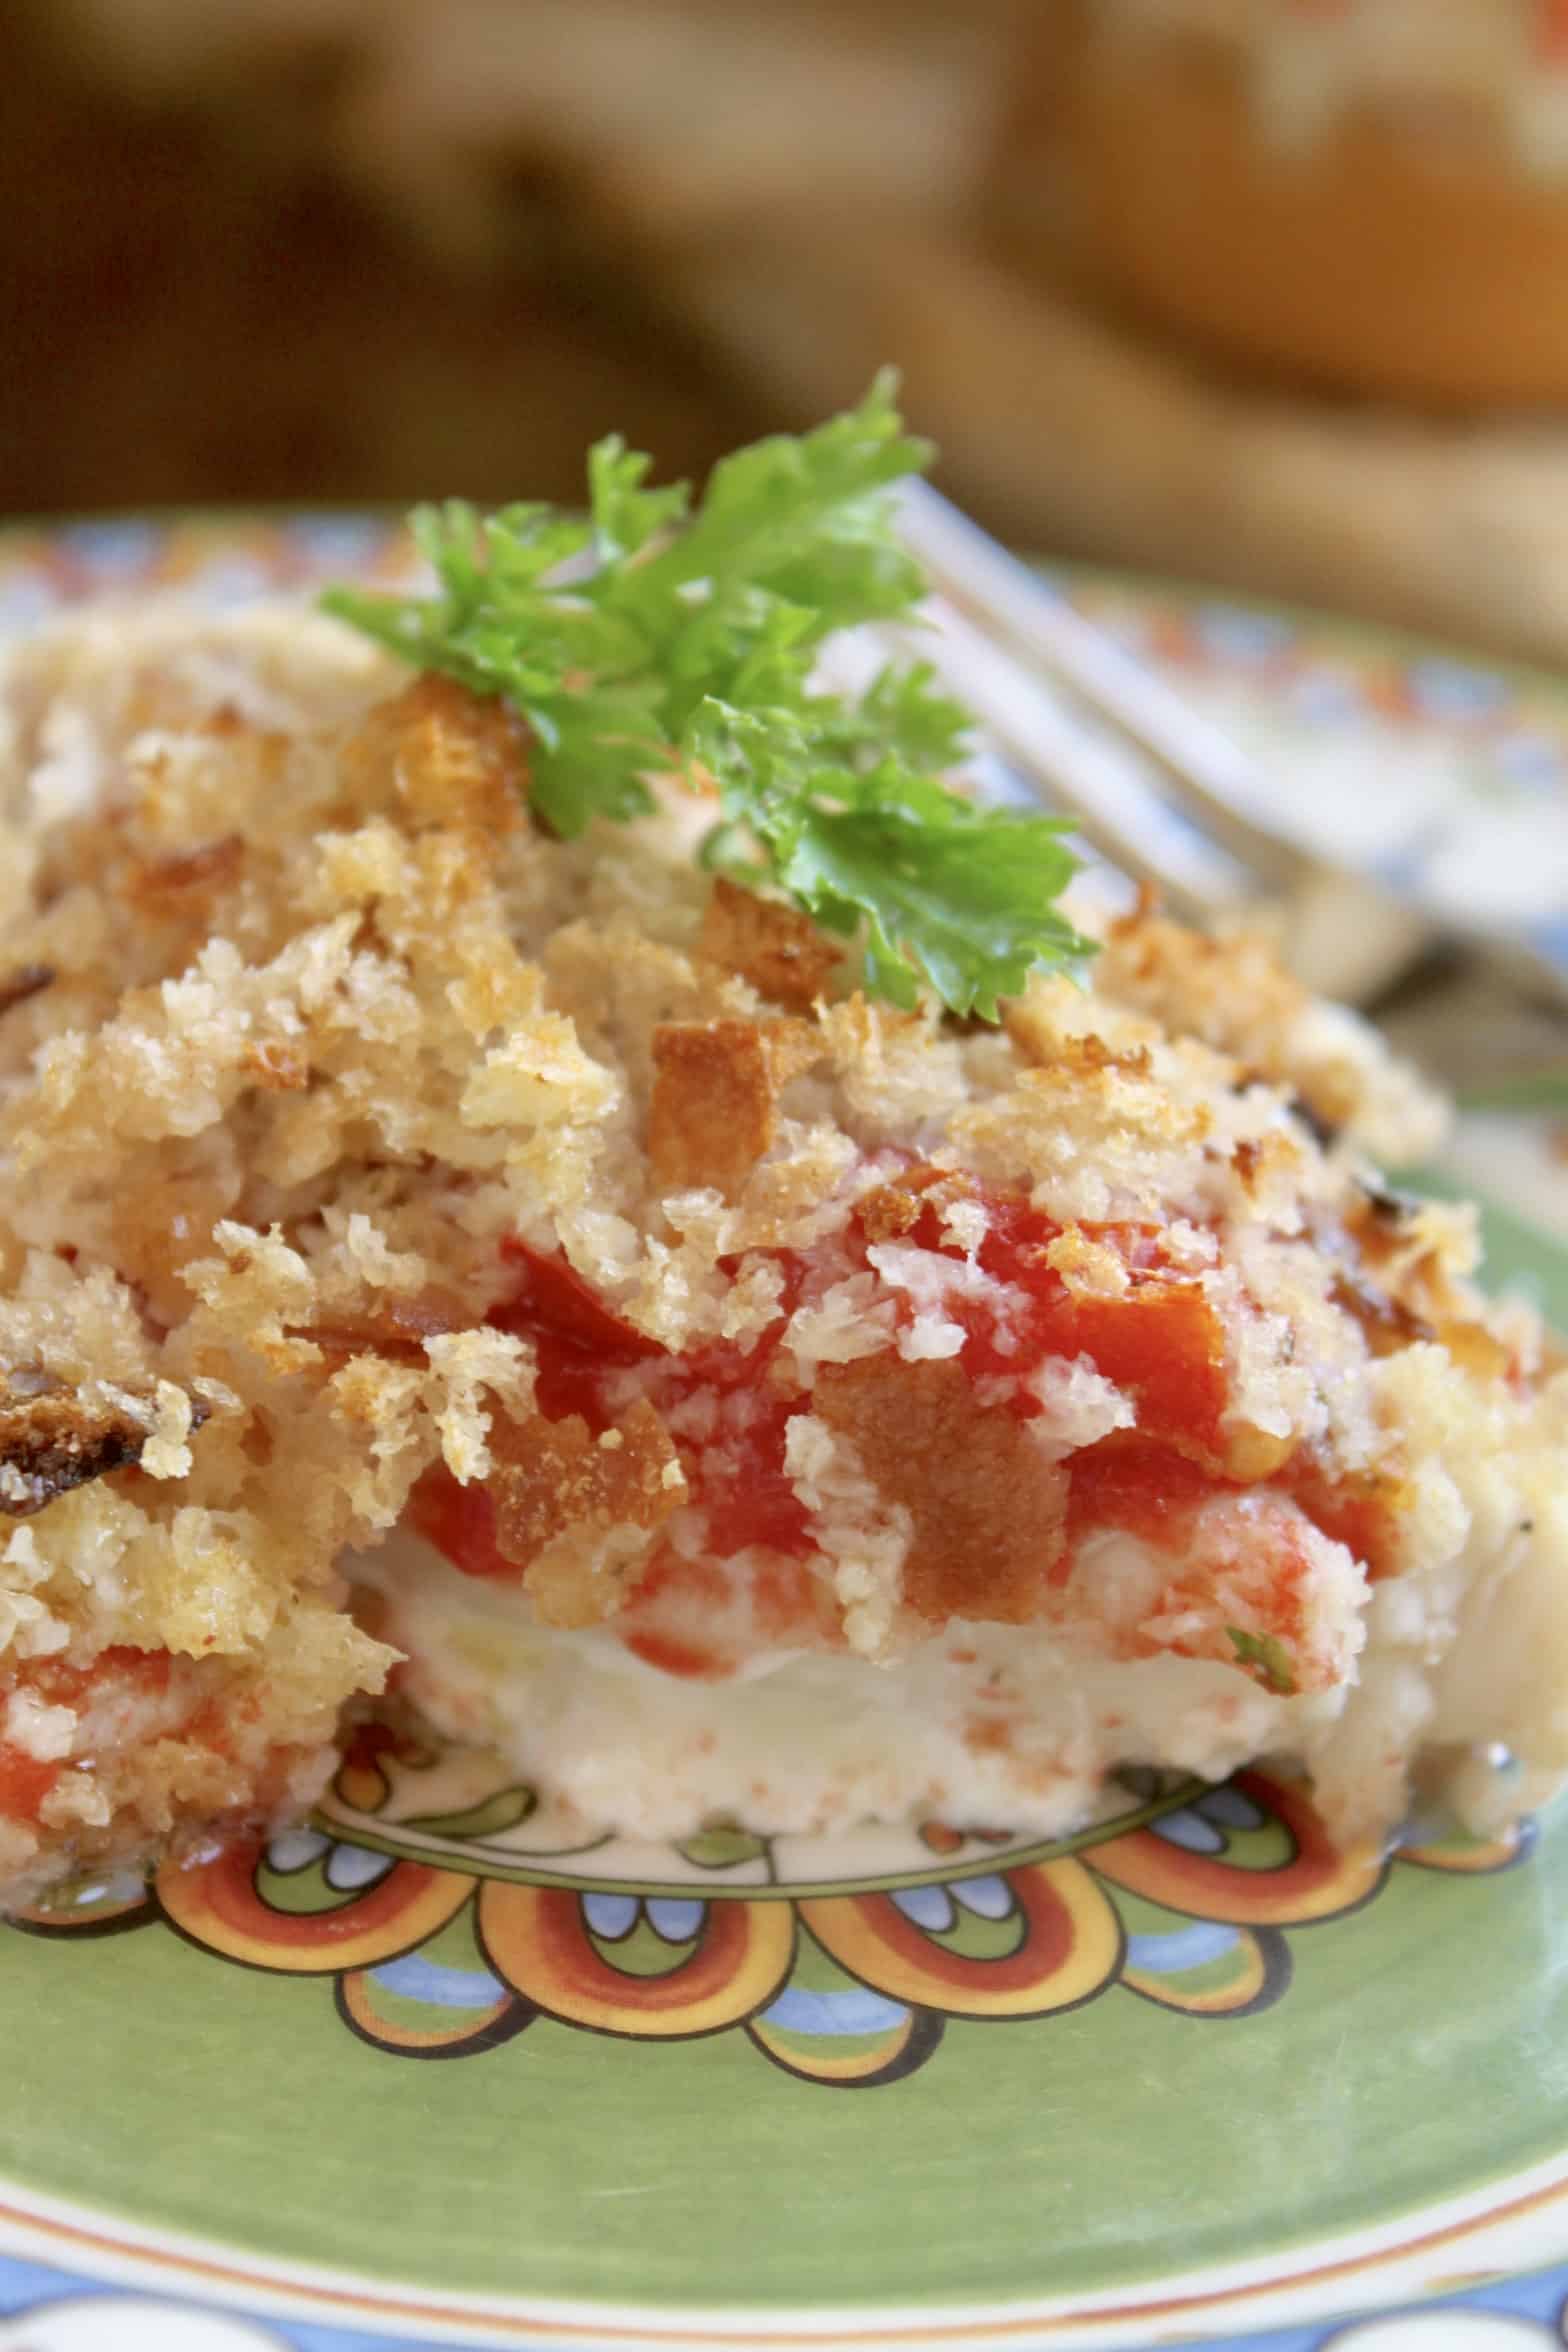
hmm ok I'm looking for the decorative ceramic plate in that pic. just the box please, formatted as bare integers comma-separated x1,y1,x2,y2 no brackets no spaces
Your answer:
1,518,1566,2352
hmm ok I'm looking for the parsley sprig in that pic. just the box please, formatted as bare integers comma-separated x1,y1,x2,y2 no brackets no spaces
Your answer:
322,375,1089,1019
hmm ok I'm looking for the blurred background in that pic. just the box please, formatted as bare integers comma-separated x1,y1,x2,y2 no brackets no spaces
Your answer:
11,0,1568,662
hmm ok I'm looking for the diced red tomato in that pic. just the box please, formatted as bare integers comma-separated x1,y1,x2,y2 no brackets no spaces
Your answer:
0,1746,64,1825
488,1237,811,1565
1060,1429,1398,1586
492,1237,663,1425
1064,1438,1215,1560
1279,1458,1401,1582
854,1181,1228,1461
620,1631,724,1679
405,1463,515,1580
616,1554,732,1679
654,1343,813,1562
25,1646,171,1709
618,1541,835,1679
0,1646,174,1826
494,1237,665,1360
415,1188,1394,1647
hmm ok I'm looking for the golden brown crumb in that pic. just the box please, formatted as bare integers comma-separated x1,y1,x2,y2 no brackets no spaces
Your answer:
0,1385,204,1517
1093,901,1446,1162
108,1170,239,1330
647,1016,817,1198
0,596,1522,1885
1330,1270,1437,1360
856,1166,982,1246
0,964,56,1019
856,1186,922,1244
814,1357,1068,1624
241,1039,310,1091
489,1397,686,1625
338,674,528,838
126,833,245,910
1003,1005,1151,1080
698,875,842,1010
1340,1194,1509,1377
1103,903,1307,1039
289,1289,472,1372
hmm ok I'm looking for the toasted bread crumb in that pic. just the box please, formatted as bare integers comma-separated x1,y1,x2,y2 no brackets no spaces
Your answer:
339,674,528,839
0,964,55,1019
489,1396,687,1626
0,1385,205,1518
699,876,842,1010
814,1356,1068,1625
647,1016,817,1198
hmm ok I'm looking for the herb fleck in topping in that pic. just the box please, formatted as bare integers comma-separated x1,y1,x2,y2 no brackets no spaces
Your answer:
1227,1627,1298,1697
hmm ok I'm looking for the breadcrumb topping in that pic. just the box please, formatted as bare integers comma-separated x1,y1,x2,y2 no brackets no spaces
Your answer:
0,597,1557,1890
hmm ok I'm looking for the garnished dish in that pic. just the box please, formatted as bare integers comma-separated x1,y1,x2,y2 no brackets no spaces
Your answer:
0,381,1562,1913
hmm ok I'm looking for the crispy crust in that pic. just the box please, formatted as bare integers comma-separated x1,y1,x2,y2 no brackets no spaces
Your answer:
0,965,55,1020
338,673,528,838
856,1166,982,1245
290,1289,472,1372
0,1386,203,1517
698,875,843,1010
1093,901,1443,1162
814,1356,1069,1625
126,833,246,910
1004,1005,1153,1081
240,1039,311,1091
647,1015,817,1197
489,1397,686,1626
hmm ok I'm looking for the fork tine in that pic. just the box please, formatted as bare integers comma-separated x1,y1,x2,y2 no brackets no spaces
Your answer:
869,598,1250,923
895,479,1309,892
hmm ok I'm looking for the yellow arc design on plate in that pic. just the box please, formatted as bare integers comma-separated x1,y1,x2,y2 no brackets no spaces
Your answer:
156,1843,473,1976
799,1856,1122,2020
477,1879,797,2037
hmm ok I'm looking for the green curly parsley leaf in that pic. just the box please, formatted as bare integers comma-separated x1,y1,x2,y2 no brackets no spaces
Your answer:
1226,1628,1298,1697
688,703,1084,1021
321,372,1091,1018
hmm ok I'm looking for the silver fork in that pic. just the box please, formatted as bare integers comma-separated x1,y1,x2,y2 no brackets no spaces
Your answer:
886,480,1568,1045
888,479,1568,1100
